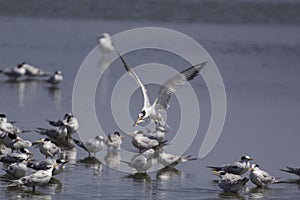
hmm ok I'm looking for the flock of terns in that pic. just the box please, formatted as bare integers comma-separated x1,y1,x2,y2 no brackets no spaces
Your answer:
0,33,299,195
0,62,63,85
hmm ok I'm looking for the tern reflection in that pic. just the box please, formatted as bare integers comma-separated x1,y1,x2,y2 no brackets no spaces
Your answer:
78,156,102,175
125,172,151,182
46,177,63,194
59,148,77,165
156,166,184,181
218,191,246,199
47,86,62,108
104,151,121,169
7,185,52,199
7,79,40,107
249,187,271,199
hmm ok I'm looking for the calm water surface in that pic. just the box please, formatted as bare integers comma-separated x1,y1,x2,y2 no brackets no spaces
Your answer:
0,1,300,199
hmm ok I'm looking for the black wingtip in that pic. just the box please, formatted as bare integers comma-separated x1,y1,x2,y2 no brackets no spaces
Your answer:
115,49,131,72
194,61,208,71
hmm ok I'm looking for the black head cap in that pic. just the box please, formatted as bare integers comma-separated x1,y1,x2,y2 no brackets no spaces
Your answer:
8,133,17,139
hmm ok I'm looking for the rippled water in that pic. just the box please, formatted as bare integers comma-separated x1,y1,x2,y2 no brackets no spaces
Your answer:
1,1,300,199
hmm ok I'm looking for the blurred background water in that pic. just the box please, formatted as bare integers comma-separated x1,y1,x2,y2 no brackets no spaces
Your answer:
0,0,300,199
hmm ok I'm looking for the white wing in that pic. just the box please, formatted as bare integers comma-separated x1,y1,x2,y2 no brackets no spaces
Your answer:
118,52,151,108
154,61,207,110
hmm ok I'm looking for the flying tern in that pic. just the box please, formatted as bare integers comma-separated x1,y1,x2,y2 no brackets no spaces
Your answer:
118,52,207,127
98,33,114,58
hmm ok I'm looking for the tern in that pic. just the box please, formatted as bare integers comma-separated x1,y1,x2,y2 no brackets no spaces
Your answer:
280,166,300,177
0,114,23,134
0,63,26,80
250,164,280,187
73,135,105,157
47,113,79,135
128,130,166,153
156,148,197,167
105,132,123,152
9,163,56,192
20,62,51,78
36,126,68,141
0,148,33,164
98,33,114,58
27,158,68,176
118,52,207,127
207,155,254,175
143,125,168,142
5,161,28,179
33,138,61,159
2,133,32,152
126,149,155,173
215,171,249,193
47,70,63,85
36,126,74,148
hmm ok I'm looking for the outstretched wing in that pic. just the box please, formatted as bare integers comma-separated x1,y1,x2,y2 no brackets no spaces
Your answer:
117,51,151,108
154,61,207,110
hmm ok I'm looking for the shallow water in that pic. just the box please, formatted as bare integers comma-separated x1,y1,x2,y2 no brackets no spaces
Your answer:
1,1,300,199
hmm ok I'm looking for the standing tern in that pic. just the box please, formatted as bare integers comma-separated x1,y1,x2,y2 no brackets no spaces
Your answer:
250,164,280,187
215,171,249,193
36,126,74,148
0,148,33,164
73,135,105,157
128,130,166,153
36,126,68,141
47,113,79,135
0,114,23,134
27,158,68,176
207,155,254,175
47,70,63,85
8,163,56,192
5,161,28,179
2,133,32,152
156,148,197,167
0,63,26,80
280,166,300,177
118,52,207,127
105,132,123,152
126,149,155,173
21,62,51,78
33,138,61,159
143,126,168,142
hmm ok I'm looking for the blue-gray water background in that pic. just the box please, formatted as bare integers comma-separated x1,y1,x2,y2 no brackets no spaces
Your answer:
0,0,300,199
